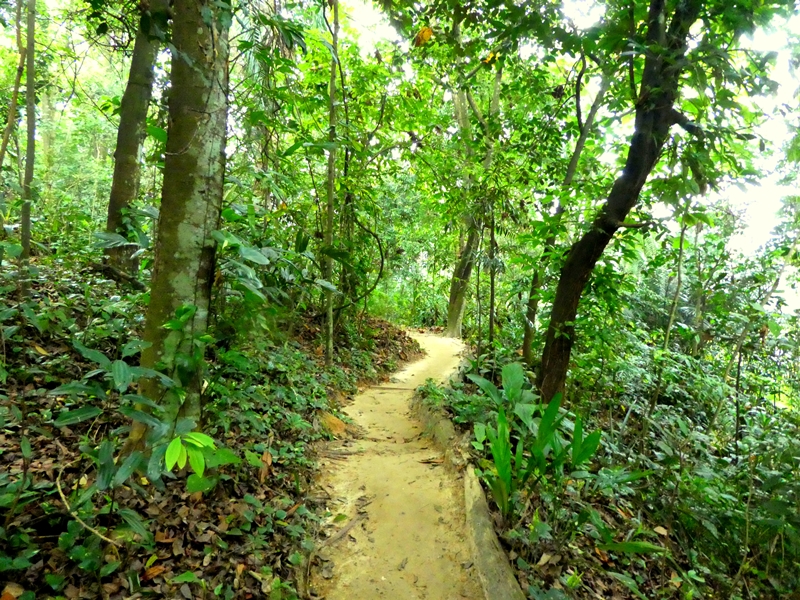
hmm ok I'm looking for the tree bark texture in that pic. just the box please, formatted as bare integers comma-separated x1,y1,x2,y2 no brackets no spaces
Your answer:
105,0,169,273
537,0,702,402
129,0,230,448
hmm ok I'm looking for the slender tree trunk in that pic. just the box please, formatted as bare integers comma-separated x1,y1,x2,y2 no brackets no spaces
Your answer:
0,0,25,173
536,0,702,402
323,0,339,366
445,67,502,338
19,0,35,297
127,0,230,450
521,75,610,366
105,0,169,273
488,201,497,345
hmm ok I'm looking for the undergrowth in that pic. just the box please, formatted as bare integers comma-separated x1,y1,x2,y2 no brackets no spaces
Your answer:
0,261,421,599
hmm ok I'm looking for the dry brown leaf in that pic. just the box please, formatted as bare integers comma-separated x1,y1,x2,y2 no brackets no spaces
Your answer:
142,564,166,581
319,411,347,437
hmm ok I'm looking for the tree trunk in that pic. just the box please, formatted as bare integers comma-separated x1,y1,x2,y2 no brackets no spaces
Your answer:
128,0,230,450
323,0,339,366
105,0,169,273
537,0,702,402
445,223,479,337
0,0,25,174
444,66,502,338
521,75,610,366
19,0,35,297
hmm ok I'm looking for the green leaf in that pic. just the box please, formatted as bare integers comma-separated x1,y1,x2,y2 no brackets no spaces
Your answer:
121,339,152,358
186,474,218,493
573,430,601,465
73,340,111,368
113,451,143,487
97,440,115,491
186,446,205,478
165,437,183,471
500,363,525,404
172,571,203,584
608,572,647,600
45,573,66,590
100,561,121,577
467,374,501,405
20,436,31,460
183,432,215,448
147,124,168,143
111,360,132,392
54,406,102,427
599,541,666,554
117,508,151,541
204,447,241,468
239,245,270,265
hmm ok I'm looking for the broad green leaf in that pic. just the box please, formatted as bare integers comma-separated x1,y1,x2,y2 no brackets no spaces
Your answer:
54,406,102,427
467,374,501,405
97,440,115,491
111,360,132,392
73,340,111,368
184,432,215,448
501,363,525,404
186,474,217,494
186,446,205,478
20,436,31,460
599,541,666,554
165,437,183,471
239,245,270,265
113,451,143,487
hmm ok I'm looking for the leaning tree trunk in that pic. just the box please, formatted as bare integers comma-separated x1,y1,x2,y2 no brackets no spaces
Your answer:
105,0,169,273
127,0,230,450
19,0,35,297
521,75,610,365
537,0,702,402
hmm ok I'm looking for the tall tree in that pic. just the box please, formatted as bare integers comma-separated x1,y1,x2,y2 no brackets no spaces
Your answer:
19,0,34,292
0,0,25,173
104,0,170,273
127,0,230,450
323,0,339,366
536,0,705,401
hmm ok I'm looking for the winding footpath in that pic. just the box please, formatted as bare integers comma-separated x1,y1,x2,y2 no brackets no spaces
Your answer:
311,333,481,599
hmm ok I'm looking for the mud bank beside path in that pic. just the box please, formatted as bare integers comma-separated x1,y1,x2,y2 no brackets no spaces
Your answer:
309,333,481,599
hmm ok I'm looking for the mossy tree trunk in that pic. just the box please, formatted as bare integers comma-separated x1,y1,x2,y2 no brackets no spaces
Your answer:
105,0,170,274
128,0,230,450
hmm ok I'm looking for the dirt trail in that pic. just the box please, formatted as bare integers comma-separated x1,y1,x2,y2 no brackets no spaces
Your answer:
310,333,481,599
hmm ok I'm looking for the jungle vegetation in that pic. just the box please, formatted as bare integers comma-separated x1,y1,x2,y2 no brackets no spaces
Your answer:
1,0,800,597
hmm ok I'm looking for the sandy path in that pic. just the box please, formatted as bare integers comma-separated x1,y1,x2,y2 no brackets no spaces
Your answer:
310,333,481,600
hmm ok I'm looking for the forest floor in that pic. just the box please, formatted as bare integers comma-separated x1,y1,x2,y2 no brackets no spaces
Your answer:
308,333,481,600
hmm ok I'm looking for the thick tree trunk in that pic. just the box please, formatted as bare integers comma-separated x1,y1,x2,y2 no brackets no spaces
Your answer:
105,0,169,273
537,0,702,402
324,0,339,366
128,0,230,449
521,75,610,366
19,0,35,297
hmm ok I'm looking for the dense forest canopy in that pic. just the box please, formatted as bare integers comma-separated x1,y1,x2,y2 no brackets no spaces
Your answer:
2,0,800,597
